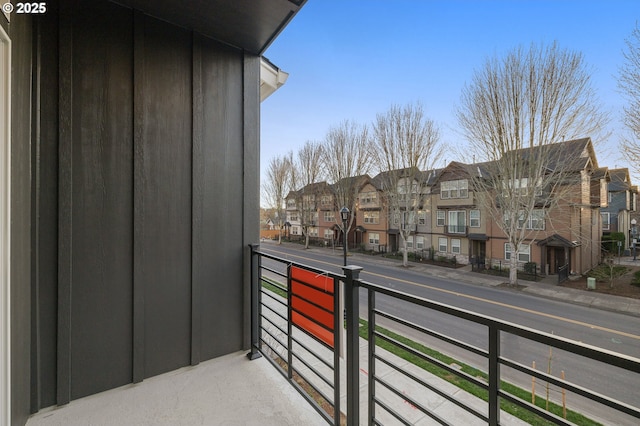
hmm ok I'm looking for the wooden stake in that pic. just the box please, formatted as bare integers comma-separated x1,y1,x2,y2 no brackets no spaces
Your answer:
531,361,536,404
561,370,567,419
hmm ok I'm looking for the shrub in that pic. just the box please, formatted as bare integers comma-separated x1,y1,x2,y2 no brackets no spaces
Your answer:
632,270,640,287
523,262,537,274
602,232,626,255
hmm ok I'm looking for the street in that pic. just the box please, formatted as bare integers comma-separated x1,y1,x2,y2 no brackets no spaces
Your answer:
259,241,640,425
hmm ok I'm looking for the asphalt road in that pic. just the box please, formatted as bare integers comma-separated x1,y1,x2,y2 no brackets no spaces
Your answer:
259,241,640,425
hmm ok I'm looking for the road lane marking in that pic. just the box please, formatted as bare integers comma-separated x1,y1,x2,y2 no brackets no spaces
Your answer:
261,247,640,341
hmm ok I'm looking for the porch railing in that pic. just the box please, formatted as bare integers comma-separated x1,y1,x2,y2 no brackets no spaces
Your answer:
249,244,640,426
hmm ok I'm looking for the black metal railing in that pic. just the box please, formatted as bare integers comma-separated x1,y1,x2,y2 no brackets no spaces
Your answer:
249,245,640,426
558,263,569,284
445,224,468,235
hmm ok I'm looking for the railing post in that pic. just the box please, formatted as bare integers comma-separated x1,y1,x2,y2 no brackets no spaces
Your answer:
247,243,262,360
488,326,500,426
343,265,363,426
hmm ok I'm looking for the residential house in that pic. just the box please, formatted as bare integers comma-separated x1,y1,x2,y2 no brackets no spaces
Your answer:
481,138,605,275
3,1,305,424
429,162,483,264
601,168,638,250
357,178,389,252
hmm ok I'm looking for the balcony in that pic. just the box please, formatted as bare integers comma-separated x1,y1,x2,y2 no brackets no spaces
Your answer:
249,246,640,425
445,224,468,235
27,248,640,426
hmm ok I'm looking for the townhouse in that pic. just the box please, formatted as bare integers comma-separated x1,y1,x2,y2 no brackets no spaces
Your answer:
281,138,628,277
601,168,638,251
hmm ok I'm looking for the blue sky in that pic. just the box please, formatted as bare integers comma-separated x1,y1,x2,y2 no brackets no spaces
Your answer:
260,0,639,193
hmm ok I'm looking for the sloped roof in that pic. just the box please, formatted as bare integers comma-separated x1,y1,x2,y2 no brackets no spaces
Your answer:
609,168,632,192
510,137,595,172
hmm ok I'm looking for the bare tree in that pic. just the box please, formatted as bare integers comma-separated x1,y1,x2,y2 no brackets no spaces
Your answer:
321,120,372,252
619,23,640,175
292,141,325,249
371,102,443,267
263,154,292,244
456,42,608,285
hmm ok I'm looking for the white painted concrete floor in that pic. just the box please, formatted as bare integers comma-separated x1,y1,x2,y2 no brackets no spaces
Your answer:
26,351,327,426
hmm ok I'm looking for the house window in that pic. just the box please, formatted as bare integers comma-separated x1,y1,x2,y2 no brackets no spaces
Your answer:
418,210,427,225
407,236,413,249
470,210,480,227
451,239,461,254
323,211,335,222
448,210,466,234
438,237,447,253
291,226,300,235
324,229,334,239
505,243,531,262
441,179,468,199
308,227,318,237
288,213,298,222
503,178,542,196
321,195,332,207
287,199,296,208
416,236,425,249
360,191,378,205
508,209,545,230
369,232,380,245
529,210,545,230
436,210,445,227
601,212,610,231
364,211,379,224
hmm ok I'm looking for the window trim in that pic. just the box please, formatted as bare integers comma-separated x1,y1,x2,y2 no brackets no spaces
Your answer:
470,209,480,228
436,210,445,227
601,212,611,231
438,237,447,253
368,232,380,245
451,238,461,254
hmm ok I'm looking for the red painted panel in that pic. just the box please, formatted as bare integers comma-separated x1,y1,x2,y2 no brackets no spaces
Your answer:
290,266,335,348
292,312,334,348
291,267,334,293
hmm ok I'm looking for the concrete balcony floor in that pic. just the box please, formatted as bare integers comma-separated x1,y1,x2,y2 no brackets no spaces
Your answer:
26,351,327,426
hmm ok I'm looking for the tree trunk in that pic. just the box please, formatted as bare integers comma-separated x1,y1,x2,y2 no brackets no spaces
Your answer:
278,230,282,245
402,239,409,267
509,255,519,286
305,232,309,249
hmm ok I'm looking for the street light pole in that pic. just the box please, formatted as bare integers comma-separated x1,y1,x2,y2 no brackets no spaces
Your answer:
340,206,350,266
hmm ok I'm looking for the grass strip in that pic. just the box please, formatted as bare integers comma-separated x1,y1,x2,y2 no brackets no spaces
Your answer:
358,319,601,426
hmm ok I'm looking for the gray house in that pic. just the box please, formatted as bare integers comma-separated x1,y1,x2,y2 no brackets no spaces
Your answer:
601,168,637,248
2,1,305,425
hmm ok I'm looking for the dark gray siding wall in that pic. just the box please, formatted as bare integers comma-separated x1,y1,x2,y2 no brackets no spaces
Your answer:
10,11,33,426
27,0,259,413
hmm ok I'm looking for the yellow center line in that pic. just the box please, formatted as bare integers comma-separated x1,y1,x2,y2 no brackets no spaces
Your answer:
262,247,640,341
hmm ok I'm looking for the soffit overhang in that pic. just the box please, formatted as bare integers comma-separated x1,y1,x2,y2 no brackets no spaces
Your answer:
111,0,306,55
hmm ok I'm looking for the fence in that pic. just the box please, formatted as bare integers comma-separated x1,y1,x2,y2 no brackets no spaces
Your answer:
249,245,640,426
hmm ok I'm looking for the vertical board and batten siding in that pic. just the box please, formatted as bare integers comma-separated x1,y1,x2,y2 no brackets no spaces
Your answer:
8,9,33,426
30,0,259,410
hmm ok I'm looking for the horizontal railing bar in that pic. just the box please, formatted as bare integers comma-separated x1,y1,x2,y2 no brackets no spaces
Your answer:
374,308,488,358
373,397,415,426
289,379,335,425
260,289,287,310
291,323,335,352
374,353,487,422
291,351,335,389
260,306,287,329
259,265,287,279
499,390,574,425
375,375,452,425
360,279,640,372
260,320,288,346
501,356,640,418
374,332,488,391
260,314,287,339
291,365,336,410
291,335,334,370
255,249,345,280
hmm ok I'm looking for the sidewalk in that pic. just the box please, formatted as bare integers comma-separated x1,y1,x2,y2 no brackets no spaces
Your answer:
268,241,640,317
